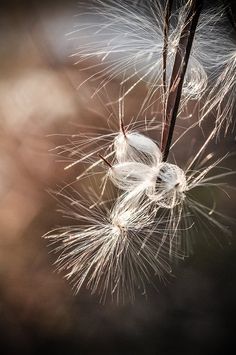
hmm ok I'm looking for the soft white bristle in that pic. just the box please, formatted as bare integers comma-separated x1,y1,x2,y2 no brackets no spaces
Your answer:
45,1,235,302
147,163,187,209
45,194,175,302
108,161,153,191
70,1,229,107
114,131,162,166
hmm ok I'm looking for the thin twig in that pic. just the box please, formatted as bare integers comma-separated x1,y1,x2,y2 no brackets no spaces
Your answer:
161,0,203,162
162,0,173,103
98,154,113,168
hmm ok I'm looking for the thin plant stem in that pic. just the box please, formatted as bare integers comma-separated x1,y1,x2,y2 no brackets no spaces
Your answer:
162,0,173,106
161,0,203,162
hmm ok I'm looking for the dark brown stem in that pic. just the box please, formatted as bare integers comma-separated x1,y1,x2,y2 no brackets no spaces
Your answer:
161,0,203,162
98,154,113,168
162,0,173,101
119,116,126,137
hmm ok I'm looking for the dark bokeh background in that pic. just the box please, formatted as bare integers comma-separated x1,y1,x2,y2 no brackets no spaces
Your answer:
0,1,236,354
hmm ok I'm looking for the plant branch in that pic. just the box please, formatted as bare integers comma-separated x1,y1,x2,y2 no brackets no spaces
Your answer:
162,0,173,103
161,0,203,162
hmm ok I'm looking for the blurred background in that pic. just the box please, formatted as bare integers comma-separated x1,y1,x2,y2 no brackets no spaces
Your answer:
0,1,236,354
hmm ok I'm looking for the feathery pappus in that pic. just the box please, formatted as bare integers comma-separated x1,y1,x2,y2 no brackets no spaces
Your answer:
44,0,235,302
45,189,183,303
69,1,232,109
46,118,234,301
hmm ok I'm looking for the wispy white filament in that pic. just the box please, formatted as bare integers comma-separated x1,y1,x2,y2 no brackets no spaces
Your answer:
147,163,187,209
69,1,230,108
69,0,165,104
201,50,236,136
45,0,235,302
114,131,162,165
46,192,176,302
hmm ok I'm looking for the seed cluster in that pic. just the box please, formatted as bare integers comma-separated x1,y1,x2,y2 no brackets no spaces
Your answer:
44,0,235,302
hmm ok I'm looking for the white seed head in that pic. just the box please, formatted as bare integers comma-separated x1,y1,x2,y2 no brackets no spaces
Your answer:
114,132,162,166
147,163,187,209
108,161,153,191
45,195,174,302
45,1,235,302
70,2,229,104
